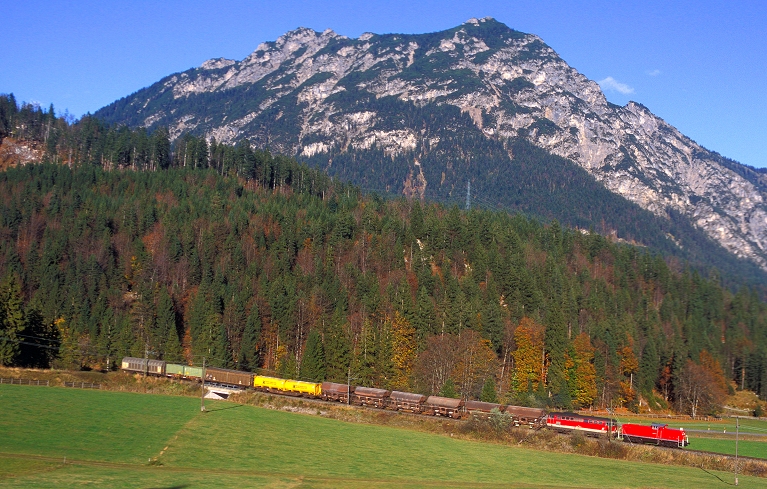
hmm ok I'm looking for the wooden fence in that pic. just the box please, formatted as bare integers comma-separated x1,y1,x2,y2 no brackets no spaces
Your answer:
63,381,101,389
0,378,49,386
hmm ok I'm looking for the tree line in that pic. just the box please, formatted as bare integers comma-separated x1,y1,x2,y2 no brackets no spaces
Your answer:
0,93,765,416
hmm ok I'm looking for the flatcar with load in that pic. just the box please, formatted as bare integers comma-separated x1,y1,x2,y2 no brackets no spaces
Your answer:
504,405,546,428
424,396,464,418
387,391,427,413
321,382,352,403
353,386,391,407
465,400,504,419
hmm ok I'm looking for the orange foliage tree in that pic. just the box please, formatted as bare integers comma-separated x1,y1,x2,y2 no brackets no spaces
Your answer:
676,353,727,417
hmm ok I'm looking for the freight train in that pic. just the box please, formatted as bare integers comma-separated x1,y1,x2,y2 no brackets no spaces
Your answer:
121,357,689,448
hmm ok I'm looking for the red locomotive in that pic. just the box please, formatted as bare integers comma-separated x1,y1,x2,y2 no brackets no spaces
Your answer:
545,412,618,436
619,423,689,448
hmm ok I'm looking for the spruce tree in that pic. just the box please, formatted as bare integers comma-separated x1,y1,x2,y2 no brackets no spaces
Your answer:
299,330,326,381
324,308,351,382
164,325,184,363
480,377,499,403
238,304,261,371
439,379,459,399
156,289,175,356
0,275,25,366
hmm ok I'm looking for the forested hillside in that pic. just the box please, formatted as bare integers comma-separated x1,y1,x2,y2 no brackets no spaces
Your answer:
91,19,767,278
1,94,766,414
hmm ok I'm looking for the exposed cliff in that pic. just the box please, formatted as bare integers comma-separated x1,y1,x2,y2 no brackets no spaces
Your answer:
96,17,767,271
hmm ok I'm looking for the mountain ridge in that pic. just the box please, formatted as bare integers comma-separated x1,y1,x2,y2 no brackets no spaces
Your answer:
95,17,767,274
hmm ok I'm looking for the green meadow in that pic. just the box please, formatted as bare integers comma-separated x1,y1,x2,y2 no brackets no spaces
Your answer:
0,384,763,488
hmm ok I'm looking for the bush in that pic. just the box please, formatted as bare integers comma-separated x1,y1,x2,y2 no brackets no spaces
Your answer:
487,408,512,433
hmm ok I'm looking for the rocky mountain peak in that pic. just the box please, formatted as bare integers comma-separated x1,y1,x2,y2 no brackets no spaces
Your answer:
95,19,767,273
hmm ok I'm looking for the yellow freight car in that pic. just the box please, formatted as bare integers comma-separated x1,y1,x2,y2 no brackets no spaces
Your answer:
283,379,322,397
253,375,286,392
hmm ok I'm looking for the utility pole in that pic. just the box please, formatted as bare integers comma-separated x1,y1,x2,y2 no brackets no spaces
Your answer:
346,366,358,406
144,344,149,377
735,416,739,486
200,357,207,413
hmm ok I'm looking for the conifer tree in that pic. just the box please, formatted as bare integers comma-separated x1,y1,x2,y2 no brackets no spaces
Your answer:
480,377,499,403
0,275,25,365
324,308,351,382
299,329,326,381
439,378,459,398
639,338,658,396
164,325,184,363
545,304,568,398
238,304,261,371
156,288,175,357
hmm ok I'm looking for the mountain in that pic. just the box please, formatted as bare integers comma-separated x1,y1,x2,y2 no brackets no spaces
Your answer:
95,17,767,277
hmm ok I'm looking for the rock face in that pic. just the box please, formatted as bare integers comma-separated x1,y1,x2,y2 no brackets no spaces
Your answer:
96,17,767,271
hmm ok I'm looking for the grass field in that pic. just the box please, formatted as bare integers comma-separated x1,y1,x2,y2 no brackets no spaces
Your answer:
687,436,767,459
0,384,764,488
614,414,767,435
613,414,767,460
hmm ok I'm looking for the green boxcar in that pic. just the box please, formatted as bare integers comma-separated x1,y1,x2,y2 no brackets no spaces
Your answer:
184,366,203,379
165,363,203,380
166,363,185,377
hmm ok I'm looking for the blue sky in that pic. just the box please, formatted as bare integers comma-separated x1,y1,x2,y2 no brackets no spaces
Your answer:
2,1,765,168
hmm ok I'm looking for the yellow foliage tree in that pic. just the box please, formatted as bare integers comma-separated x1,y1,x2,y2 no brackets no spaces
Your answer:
568,332,597,408
511,317,545,394
389,311,416,390
618,337,639,407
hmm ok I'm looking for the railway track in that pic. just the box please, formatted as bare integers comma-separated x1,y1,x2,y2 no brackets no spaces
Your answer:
151,373,767,463
220,385,767,460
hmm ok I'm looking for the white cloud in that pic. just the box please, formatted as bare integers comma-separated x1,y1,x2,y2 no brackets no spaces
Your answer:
647,69,661,76
598,76,635,94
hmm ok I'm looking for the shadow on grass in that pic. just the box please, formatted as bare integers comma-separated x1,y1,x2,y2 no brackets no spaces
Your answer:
145,486,189,489
203,403,244,414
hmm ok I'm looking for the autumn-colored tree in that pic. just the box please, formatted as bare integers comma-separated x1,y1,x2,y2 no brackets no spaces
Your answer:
415,334,459,395
567,332,597,408
511,317,546,394
389,311,416,390
452,330,499,399
676,358,726,417
618,337,639,407
698,350,728,394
